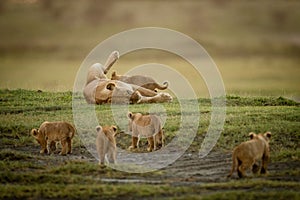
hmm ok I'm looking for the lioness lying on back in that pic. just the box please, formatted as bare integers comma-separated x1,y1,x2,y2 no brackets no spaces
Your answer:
127,112,165,152
228,132,272,178
31,121,75,155
83,51,173,104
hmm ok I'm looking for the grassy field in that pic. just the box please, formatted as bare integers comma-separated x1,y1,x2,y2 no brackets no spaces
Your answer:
0,1,299,98
0,1,299,199
0,89,299,199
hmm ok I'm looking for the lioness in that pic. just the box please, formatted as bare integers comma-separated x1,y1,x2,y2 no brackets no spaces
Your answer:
83,51,173,104
227,132,272,178
96,125,118,165
111,71,169,91
127,112,165,152
31,121,75,155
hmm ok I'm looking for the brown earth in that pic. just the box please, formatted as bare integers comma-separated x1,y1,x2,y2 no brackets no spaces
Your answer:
20,144,300,185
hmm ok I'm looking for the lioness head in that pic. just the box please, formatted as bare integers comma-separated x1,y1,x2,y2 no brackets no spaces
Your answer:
31,128,47,153
106,82,133,103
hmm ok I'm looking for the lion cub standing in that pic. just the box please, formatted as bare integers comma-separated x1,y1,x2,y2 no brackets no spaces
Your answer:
127,112,165,152
228,132,272,178
31,121,75,155
96,125,118,165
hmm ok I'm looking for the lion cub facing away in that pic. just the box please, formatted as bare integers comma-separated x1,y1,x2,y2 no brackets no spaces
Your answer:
96,125,118,165
127,112,165,152
31,121,75,155
228,132,272,178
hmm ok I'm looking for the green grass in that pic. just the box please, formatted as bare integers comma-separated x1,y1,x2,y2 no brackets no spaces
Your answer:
0,1,299,97
1,1,299,198
0,89,299,199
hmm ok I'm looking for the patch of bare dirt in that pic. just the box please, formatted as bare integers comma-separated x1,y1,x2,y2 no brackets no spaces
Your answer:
11,145,300,184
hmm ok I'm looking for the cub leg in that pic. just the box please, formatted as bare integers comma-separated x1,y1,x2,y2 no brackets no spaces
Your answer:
238,160,253,178
261,154,270,174
59,140,67,156
50,141,56,152
161,130,165,147
97,146,105,165
153,135,157,151
107,148,116,164
99,154,105,165
147,137,154,152
252,162,260,174
66,138,72,154
46,140,54,155
128,136,138,150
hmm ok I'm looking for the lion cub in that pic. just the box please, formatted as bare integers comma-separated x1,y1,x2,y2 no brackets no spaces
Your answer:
127,112,165,152
228,132,272,178
96,125,118,165
31,121,75,155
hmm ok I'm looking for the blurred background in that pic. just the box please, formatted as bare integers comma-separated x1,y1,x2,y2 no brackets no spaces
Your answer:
0,0,299,99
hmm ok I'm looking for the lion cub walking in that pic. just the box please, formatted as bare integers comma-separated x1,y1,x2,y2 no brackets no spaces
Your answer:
31,121,75,155
96,125,118,165
228,132,272,178
127,112,165,152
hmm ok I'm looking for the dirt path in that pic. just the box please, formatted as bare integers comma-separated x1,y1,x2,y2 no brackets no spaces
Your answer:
15,145,300,185
63,147,300,184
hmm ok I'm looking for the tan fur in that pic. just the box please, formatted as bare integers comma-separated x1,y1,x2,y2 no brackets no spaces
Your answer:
83,51,172,104
135,91,173,104
127,112,165,152
228,132,272,178
96,125,118,165
31,121,75,155
111,71,169,91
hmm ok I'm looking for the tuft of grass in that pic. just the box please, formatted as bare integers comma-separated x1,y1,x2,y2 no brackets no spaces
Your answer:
226,95,300,106
0,149,33,161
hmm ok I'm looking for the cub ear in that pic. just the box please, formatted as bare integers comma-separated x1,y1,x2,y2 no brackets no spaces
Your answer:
248,132,257,140
31,129,38,137
96,125,102,132
265,131,271,139
112,71,116,77
127,112,134,120
111,125,117,132
106,82,116,91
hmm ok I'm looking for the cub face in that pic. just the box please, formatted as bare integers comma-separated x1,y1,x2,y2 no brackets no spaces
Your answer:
31,128,47,153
